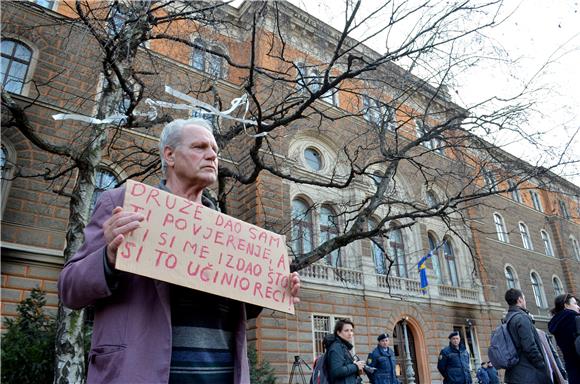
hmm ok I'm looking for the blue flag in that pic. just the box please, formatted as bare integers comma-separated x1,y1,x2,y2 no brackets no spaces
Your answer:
417,251,432,294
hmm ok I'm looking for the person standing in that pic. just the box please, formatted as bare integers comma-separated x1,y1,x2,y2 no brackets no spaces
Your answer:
485,361,499,384
503,288,551,384
437,331,472,384
58,118,301,384
366,333,399,384
548,293,580,384
326,319,366,384
476,362,490,384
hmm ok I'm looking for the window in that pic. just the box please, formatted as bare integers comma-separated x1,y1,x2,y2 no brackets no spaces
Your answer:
483,169,498,192
519,222,533,250
312,314,351,358
108,4,128,36
363,95,396,130
207,46,224,78
303,147,323,171
530,191,543,212
90,169,119,213
190,109,216,127
443,239,459,287
552,276,563,297
191,38,206,71
570,236,580,261
30,0,55,9
321,87,339,106
320,205,341,267
1,39,33,95
493,213,509,243
559,200,570,220
505,266,517,289
1,142,16,219
541,230,554,257
531,272,547,309
291,199,313,255
425,190,438,208
508,180,522,203
369,218,386,274
428,233,442,283
388,227,407,278
415,120,444,154
191,38,226,79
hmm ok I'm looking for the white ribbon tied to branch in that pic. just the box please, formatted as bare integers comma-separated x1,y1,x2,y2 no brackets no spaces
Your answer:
52,85,265,137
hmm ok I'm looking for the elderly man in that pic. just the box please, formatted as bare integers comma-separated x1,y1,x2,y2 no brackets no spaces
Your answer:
437,331,472,384
59,118,301,384
366,333,399,384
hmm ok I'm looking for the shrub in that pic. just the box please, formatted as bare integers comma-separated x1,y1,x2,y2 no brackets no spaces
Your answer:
248,344,277,384
1,288,57,384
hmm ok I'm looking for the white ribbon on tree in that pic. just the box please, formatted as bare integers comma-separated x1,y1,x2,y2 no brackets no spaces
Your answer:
51,85,265,137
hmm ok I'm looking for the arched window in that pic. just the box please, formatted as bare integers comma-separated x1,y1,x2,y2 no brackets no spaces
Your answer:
291,198,313,255
304,147,323,171
519,222,533,250
428,233,442,283
540,230,554,257
1,39,33,95
191,38,206,71
530,272,547,308
320,205,341,267
570,236,580,262
90,169,119,213
1,141,16,219
191,39,226,79
388,226,407,278
425,190,438,208
493,213,509,243
443,239,459,287
508,180,522,203
207,46,224,78
552,276,563,297
369,218,386,274
505,266,517,289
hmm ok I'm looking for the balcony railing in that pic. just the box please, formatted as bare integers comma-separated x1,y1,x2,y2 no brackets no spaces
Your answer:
302,263,363,287
301,264,482,303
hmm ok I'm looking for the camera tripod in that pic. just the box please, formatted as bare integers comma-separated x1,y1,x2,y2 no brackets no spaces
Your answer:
288,355,311,384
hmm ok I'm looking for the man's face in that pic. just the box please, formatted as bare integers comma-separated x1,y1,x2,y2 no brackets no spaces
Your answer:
379,338,389,349
565,297,580,313
450,335,461,347
164,124,218,188
517,294,527,309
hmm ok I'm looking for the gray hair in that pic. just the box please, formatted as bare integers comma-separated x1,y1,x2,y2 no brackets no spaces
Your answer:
159,118,214,176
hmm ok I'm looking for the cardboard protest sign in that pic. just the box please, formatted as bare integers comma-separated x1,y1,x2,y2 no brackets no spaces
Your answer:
116,180,294,314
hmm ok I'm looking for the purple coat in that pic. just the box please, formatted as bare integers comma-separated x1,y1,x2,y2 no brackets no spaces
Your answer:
58,187,251,384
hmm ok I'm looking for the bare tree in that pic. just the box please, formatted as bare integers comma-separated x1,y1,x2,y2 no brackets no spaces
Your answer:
1,0,578,382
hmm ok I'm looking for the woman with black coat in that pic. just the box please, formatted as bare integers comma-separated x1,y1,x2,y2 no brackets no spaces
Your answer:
326,319,366,384
548,293,580,384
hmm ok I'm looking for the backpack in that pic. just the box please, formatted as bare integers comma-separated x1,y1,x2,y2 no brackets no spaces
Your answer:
310,352,330,384
488,312,520,369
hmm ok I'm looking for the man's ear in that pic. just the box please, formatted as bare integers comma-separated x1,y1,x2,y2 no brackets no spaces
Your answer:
163,146,175,167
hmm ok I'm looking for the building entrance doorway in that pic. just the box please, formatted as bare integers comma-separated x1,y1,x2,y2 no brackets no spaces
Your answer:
392,319,420,384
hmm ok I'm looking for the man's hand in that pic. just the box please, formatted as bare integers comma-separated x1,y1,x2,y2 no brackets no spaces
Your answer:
103,206,144,267
289,271,301,304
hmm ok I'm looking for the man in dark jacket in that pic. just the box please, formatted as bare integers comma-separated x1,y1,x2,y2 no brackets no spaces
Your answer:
503,288,551,384
437,331,472,384
476,362,490,384
485,362,499,384
366,333,399,384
